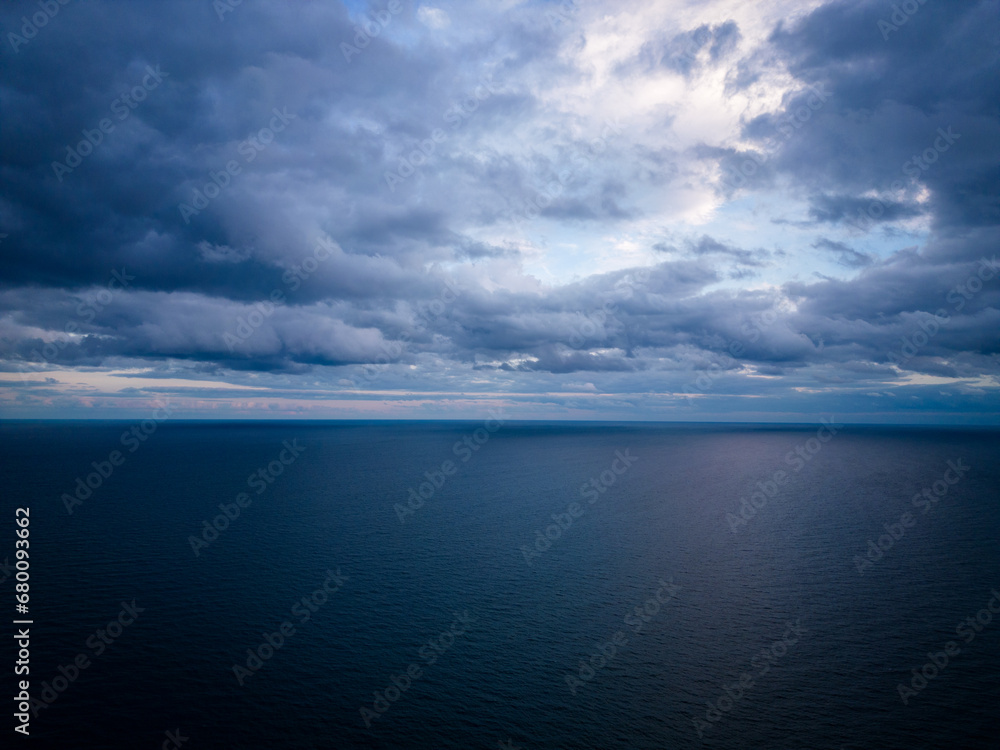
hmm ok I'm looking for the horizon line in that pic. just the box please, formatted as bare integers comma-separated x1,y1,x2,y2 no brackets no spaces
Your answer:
2,417,999,427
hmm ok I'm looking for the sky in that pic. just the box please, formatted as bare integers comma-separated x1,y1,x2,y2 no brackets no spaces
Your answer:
1,0,998,422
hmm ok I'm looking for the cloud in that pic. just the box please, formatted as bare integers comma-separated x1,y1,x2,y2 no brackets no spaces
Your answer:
812,237,873,268
417,6,450,29
627,20,743,77
0,0,997,421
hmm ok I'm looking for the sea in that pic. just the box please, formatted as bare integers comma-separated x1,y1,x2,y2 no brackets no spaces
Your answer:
1,420,998,749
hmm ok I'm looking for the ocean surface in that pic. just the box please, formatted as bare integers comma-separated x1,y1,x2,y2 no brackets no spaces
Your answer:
1,420,998,749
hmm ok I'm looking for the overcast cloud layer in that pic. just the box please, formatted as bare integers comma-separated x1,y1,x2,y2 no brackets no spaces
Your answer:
1,0,998,421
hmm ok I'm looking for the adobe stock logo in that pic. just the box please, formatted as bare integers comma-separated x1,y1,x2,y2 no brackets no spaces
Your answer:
340,0,403,63
214,0,243,21
188,439,306,556
51,66,168,182
395,410,505,523
177,107,297,224
7,0,76,53
232,568,348,686
722,84,830,192
62,400,176,515
853,459,970,575
896,588,1000,705
847,127,961,233
878,0,931,41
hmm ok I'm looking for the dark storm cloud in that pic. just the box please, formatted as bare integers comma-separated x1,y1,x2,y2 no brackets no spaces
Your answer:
0,0,542,295
804,194,922,227
761,0,1000,232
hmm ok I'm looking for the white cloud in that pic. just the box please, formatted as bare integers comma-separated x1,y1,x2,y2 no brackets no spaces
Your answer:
417,6,450,29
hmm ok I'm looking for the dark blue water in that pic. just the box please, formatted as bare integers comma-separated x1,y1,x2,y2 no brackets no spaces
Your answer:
1,421,998,749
